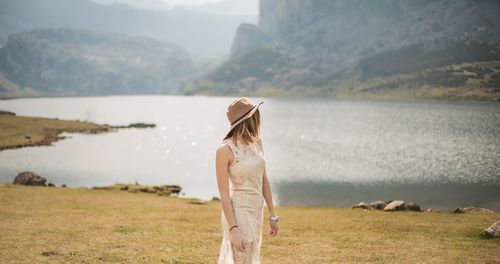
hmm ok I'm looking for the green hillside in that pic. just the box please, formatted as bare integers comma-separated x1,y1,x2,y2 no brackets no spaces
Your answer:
0,28,194,98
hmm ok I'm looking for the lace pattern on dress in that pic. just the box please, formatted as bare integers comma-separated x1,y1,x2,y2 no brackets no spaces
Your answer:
224,140,261,166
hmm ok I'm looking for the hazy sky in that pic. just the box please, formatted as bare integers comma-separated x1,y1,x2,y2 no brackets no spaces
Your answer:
154,0,225,5
91,0,259,16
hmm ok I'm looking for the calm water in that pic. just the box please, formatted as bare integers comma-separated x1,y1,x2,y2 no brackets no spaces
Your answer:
1,96,499,210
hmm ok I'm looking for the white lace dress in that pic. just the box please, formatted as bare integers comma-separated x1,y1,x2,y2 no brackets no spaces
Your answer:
218,139,266,264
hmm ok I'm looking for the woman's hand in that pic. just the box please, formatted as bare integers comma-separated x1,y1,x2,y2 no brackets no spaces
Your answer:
230,228,246,251
269,219,279,237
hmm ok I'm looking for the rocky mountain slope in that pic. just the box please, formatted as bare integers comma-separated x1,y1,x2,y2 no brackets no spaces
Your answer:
0,28,193,98
192,0,500,100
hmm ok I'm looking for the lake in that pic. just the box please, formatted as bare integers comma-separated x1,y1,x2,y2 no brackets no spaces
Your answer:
1,95,499,210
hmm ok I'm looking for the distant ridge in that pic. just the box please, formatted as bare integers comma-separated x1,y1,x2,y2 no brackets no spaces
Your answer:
0,28,193,98
0,0,256,58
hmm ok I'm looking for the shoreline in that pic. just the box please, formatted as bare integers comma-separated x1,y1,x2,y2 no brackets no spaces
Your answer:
0,114,113,151
0,113,155,151
3,181,497,213
1,184,498,263
1,92,499,103
275,179,500,212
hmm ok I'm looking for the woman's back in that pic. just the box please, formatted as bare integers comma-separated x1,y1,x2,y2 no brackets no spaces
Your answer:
222,139,266,195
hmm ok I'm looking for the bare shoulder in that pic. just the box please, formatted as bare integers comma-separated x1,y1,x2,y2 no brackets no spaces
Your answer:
216,142,232,158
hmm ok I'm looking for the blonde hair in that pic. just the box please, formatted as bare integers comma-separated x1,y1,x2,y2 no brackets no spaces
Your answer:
224,108,261,146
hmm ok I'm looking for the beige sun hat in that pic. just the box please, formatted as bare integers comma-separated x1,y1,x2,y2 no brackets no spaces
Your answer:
225,97,264,138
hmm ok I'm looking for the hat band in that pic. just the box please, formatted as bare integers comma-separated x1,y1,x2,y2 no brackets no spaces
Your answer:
230,105,256,126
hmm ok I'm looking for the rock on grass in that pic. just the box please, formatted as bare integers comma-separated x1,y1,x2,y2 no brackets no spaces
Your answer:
352,202,368,209
13,171,47,186
384,200,406,211
481,220,500,238
369,200,386,210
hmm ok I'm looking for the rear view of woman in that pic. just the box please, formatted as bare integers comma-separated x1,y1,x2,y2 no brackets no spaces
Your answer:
215,97,279,263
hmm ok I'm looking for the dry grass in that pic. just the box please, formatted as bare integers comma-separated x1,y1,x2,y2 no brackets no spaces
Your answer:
0,184,498,263
0,115,112,151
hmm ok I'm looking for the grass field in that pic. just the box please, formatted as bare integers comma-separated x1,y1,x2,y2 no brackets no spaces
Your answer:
0,184,498,263
0,114,111,151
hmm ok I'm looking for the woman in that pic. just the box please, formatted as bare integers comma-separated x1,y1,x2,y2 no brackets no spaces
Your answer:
215,97,279,264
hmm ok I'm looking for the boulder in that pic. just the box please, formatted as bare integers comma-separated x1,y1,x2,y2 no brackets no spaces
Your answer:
476,208,495,213
463,206,495,213
481,220,500,238
464,206,476,211
13,171,47,186
352,202,368,209
369,201,386,210
384,200,406,211
406,202,422,212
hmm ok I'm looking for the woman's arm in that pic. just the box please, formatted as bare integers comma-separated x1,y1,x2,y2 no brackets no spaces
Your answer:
258,139,275,215
262,169,276,217
258,139,279,237
215,144,245,250
215,145,236,227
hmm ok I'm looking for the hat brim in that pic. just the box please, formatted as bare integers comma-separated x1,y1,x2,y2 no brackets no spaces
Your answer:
224,101,263,138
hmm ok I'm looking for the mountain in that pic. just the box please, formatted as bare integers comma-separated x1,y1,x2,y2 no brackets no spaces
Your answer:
191,0,500,100
0,28,193,98
0,0,256,58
